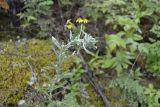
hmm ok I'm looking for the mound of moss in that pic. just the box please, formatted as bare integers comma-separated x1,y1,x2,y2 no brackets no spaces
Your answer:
0,39,73,105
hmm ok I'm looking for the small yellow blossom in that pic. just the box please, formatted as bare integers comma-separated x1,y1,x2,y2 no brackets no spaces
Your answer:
76,18,89,24
83,19,89,24
66,24,74,30
76,18,83,23
66,19,72,24
65,19,74,30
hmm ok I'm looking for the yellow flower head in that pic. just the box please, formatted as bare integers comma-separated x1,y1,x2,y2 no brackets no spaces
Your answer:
76,18,89,24
83,19,89,24
66,19,72,24
65,19,74,30
66,24,74,30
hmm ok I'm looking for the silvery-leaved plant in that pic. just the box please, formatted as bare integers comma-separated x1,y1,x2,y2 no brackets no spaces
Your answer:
66,24,97,55
52,33,97,56
50,19,97,82
35,18,97,106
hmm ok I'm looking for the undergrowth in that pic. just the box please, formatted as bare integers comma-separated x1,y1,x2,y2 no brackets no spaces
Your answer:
0,39,56,105
1,0,160,106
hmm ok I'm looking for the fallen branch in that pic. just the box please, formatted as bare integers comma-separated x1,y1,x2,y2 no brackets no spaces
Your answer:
79,53,112,107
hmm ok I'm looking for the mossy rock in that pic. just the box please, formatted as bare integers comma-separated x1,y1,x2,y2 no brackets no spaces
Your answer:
0,39,73,105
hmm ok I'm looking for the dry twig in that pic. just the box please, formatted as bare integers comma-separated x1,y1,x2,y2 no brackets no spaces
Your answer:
79,53,112,107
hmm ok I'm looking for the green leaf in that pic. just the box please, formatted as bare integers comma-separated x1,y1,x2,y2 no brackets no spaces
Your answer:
115,64,122,74
27,15,37,22
138,44,149,54
132,34,143,41
39,0,53,6
106,32,126,51
101,59,113,68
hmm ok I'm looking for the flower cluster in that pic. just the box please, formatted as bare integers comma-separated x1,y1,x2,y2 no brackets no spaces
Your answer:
65,18,89,30
76,18,89,24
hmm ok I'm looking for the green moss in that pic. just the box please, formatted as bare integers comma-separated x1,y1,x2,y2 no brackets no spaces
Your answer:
86,82,127,107
104,87,127,107
86,85,125,107
86,84,104,107
0,31,18,41
0,39,58,105
0,54,31,105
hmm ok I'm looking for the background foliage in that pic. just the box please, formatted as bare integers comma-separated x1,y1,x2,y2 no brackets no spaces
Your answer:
0,0,160,107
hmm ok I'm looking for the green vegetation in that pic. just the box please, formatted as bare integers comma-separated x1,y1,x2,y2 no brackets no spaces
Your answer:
0,0,160,107
0,39,55,105
0,39,75,105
